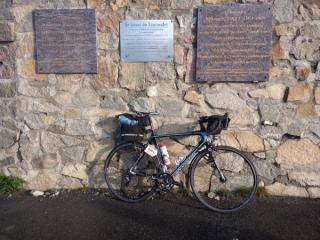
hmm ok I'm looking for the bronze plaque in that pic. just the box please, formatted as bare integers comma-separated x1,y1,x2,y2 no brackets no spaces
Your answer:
34,9,97,74
196,4,272,82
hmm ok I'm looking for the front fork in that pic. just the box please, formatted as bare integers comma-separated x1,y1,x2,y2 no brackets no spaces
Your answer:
207,145,227,183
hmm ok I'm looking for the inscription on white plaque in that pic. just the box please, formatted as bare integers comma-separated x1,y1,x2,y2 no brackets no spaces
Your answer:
120,20,174,62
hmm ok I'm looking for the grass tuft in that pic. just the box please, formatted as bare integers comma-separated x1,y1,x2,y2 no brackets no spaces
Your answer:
257,186,269,198
0,175,25,195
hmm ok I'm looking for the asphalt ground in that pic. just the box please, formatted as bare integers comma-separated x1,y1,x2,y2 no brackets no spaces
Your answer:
0,190,320,240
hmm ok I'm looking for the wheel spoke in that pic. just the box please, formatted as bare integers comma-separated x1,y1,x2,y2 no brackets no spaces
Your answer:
104,143,159,203
191,146,258,213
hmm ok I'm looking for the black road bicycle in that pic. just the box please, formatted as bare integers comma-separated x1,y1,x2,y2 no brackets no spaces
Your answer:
104,112,258,213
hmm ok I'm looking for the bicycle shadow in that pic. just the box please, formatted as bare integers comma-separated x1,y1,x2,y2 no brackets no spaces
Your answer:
96,196,277,240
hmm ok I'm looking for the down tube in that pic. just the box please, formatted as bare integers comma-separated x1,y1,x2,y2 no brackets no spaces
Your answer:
157,132,208,177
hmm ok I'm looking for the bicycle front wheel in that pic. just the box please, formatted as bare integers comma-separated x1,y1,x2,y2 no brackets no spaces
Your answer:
190,146,258,213
104,143,159,203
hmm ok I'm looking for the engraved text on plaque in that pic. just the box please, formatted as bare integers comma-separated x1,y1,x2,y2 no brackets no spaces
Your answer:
34,9,97,74
196,4,272,82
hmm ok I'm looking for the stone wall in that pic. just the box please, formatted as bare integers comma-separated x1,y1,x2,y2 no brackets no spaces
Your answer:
0,0,319,198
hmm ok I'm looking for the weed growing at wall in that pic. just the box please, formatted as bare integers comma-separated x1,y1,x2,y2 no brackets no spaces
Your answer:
0,175,25,195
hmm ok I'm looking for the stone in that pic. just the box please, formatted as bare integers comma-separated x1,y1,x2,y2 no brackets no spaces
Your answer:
231,131,265,153
269,66,291,79
54,90,70,104
309,123,320,138
129,97,155,112
0,118,17,132
253,160,280,183
72,87,100,107
32,153,58,169
40,131,82,153
184,90,201,105
291,36,320,62
174,45,185,65
0,21,15,42
60,145,87,163
172,0,192,9
248,89,269,99
205,88,246,111
286,121,305,137
300,21,320,39
57,176,83,189
299,4,311,21
97,56,118,88
217,132,241,149
176,15,193,29
315,87,320,105
155,98,189,118
276,139,320,167
27,174,57,191
62,163,88,181
176,65,186,79
88,163,107,188
147,86,157,97
308,187,320,198
65,120,93,136
86,0,97,8
295,62,312,81
259,101,282,123
19,98,60,114
0,81,15,98
19,130,41,161
229,108,259,128
0,129,16,149
288,171,320,187
165,140,189,156
275,22,301,38
18,59,46,81
296,102,317,118
147,82,177,97
265,182,308,197
64,108,81,119
86,141,111,163
16,33,34,59
267,84,286,100
110,0,128,11
100,91,128,111
273,0,294,23
215,153,244,173
287,83,314,102
146,63,176,82
31,190,44,197
97,14,120,33
272,37,291,60
204,0,233,4
0,9,13,21
247,85,286,103
82,108,108,119
119,63,145,91
17,82,50,98
0,100,15,118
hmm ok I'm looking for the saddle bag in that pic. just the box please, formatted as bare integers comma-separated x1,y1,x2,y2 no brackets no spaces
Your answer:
206,114,230,135
117,113,151,142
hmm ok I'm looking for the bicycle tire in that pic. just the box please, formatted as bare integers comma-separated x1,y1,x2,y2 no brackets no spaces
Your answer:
104,142,159,203
190,146,258,213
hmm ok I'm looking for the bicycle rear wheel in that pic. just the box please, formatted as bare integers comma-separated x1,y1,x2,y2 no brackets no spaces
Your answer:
190,146,258,213
104,143,159,203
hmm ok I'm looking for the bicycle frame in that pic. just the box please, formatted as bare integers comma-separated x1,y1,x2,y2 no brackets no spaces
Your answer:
149,130,209,177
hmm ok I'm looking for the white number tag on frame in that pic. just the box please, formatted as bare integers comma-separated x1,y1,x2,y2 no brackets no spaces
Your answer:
144,144,158,157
